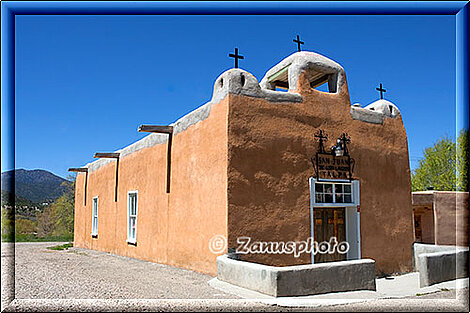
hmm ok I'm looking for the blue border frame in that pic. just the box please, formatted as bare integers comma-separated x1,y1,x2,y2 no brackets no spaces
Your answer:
1,0,468,306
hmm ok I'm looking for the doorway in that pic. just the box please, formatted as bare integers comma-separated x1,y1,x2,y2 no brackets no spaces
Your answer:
309,177,361,264
313,207,347,263
414,214,423,243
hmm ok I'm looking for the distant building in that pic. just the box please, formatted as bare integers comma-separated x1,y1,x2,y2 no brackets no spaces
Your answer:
412,191,469,246
73,51,414,276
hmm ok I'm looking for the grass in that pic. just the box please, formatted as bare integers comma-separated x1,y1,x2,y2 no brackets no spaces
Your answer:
1,233,14,242
47,243,73,250
1,233,73,243
415,293,425,296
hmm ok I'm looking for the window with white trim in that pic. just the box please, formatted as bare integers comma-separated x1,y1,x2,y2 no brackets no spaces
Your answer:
91,197,98,236
314,182,353,204
127,192,138,243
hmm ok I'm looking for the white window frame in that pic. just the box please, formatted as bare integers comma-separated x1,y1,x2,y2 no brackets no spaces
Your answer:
91,196,98,236
127,191,138,244
309,178,359,207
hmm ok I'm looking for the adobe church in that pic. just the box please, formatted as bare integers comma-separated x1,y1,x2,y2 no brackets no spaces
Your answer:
72,48,414,276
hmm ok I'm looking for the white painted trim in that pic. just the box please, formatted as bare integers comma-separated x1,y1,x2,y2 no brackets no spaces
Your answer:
127,190,138,243
309,178,315,264
314,178,351,183
311,203,358,208
353,180,361,259
310,178,358,207
357,211,361,259
91,196,99,236
309,177,361,262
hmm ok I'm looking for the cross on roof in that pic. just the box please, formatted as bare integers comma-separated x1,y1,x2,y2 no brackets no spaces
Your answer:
228,47,244,68
293,35,304,52
314,129,328,153
315,129,328,141
339,133,351,156
339,133,350,144
376,83,387,99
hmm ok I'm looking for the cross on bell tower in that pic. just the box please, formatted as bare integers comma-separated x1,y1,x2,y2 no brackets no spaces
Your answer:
314,129,328,153
376,83,387,99
293,34,304,52
228,47,244,68
339,133,351,156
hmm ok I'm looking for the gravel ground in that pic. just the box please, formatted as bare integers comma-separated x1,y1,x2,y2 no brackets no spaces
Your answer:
5,242,237,300
2,242,468,312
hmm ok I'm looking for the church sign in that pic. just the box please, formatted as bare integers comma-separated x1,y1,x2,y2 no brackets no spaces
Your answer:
315,153,352,180
311,130,355,181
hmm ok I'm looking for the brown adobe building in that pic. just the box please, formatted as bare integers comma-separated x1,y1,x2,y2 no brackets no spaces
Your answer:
412,191,469,246
72,51,414,276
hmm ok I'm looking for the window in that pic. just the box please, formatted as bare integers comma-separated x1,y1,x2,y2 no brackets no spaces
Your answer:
335,184,352,203
311,80,330,92
91,197,98,236
314,182,353,204
275,86,289,92
127,191,138,243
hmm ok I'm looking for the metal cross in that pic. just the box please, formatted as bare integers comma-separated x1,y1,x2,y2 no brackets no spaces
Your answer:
339,133,351,156
315,129,328,153
293,35,304,52
228,48,244,68
376,83,387,99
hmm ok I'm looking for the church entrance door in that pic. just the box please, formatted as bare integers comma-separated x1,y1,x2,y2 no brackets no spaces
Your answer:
313,207,346,263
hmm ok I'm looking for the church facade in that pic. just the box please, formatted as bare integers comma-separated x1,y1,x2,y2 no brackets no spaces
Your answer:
72,51,414,276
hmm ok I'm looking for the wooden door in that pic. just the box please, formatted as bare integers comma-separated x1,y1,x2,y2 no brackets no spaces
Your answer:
414,214,423,243
313,207,346,263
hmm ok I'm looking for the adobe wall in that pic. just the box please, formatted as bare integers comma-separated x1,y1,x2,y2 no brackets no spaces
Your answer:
434,192,469,246
74,51,415,276
226,70,414,275
421,208,435,244
73,97,229,275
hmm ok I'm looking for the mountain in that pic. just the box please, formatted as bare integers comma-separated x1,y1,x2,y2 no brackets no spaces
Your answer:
1,189,35,207
1,169,70,203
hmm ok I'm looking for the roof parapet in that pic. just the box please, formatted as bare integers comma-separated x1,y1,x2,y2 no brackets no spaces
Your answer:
350,99,401,124
211,68,302,104
260,51,347,94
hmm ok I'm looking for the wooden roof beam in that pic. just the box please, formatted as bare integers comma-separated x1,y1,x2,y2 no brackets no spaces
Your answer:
68,167,88,173
137,125,174,134
68,167,89,206
94,152,120,159
137,124,173,194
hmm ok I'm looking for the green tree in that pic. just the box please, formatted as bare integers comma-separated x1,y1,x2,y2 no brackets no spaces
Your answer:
36,178,75,238
1,206,14,241
36,205,55,237
412,129,469,191
51,180,75,237
15,218,37,234
456,129,469,191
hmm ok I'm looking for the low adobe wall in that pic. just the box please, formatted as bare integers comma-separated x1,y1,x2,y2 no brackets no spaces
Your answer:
412,243,462,270
416,248,469,287
413,243,466,271
217,254,376,297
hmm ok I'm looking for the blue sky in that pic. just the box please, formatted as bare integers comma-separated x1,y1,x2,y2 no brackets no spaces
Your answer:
7,14,459,178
